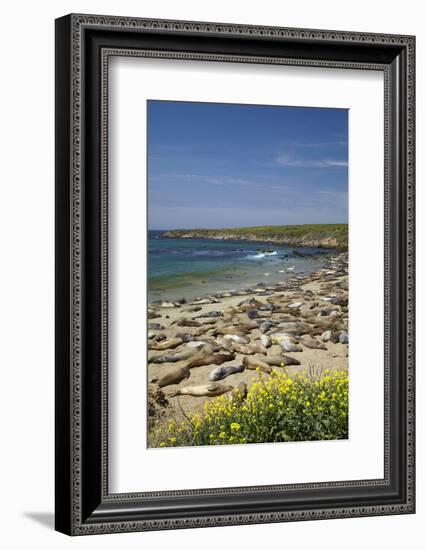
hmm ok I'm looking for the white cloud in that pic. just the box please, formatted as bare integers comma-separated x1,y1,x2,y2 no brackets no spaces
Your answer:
276,153,348,168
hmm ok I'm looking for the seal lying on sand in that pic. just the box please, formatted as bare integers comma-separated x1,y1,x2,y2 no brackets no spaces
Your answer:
261,354,301,366
151,366,190,388
223,334,249,344
170,382,233,398
187,352,235,369
214,322,258,336
176,318,202,327
301,337,327,350
279,337,303,353
242,356,272,374
149,344,213,364
209,364,244,381
149,337,183,351
260,334,271,348
230,342,267,355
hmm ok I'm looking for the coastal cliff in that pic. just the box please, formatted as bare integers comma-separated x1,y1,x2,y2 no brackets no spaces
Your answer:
163,224,348,250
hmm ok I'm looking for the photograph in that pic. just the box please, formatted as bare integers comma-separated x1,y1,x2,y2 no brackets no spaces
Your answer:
147,100,349,448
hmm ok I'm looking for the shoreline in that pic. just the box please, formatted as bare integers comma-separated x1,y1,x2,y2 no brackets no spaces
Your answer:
147,251,349,445
148,243,336,305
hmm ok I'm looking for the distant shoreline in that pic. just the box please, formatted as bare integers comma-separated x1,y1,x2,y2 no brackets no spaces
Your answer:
162,223,348,251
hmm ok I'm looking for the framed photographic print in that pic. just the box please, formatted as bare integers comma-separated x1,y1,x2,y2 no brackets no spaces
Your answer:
55,14,415,535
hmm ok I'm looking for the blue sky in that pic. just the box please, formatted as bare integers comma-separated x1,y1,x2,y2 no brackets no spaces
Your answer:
147,100,348,230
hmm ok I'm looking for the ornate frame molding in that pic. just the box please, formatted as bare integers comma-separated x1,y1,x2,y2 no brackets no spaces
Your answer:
55,14,415,535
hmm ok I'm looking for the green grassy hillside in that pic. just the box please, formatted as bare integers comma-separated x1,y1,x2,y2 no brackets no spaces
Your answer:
163,224,348,250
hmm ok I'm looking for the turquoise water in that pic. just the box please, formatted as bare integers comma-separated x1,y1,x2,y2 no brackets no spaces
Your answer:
148,231,330,303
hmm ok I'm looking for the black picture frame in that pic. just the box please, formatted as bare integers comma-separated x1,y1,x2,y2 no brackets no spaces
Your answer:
55,13,415,535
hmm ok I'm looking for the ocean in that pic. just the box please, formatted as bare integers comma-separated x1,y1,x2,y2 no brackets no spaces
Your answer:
148,230,331,303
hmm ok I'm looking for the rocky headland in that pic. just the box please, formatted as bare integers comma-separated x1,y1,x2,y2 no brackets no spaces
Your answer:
163,223,348,250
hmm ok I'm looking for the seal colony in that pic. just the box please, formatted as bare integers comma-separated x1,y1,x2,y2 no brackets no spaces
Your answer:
147,251,349,446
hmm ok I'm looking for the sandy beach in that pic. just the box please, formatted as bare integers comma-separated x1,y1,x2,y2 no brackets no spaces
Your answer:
147,251,348,444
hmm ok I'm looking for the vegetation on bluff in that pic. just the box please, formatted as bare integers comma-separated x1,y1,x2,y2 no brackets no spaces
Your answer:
163,224,348,250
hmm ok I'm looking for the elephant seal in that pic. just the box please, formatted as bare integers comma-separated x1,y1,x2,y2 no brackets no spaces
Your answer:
170,383,233,398
176,318,202,327
186,340,216,349
231,342,267,355
321,330,332,342
259,321,273,333
195,310,224,318
187,352,235,369
149,337,183,351
302,337,327,350
214,326,247,336
262,355,301,367
260,334,271,348
214,322,258,336
275,321,311,334
150,344,213,364
223,334,248,344
270,332,299,345
151,366,190,388
339,331,349,344
242,356,272,374
148,322,165,331
209,364,244,381
174,332,195,343
280,337,303,353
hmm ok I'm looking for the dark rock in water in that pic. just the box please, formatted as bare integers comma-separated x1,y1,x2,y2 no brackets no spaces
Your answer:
176,297,187,304
247,309,258,319
293,250,307,257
